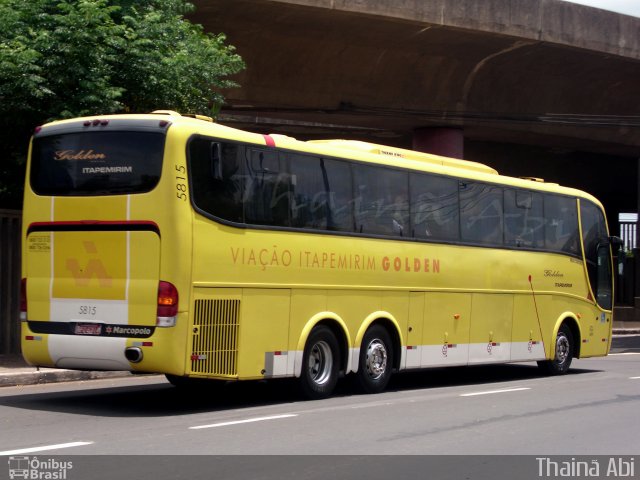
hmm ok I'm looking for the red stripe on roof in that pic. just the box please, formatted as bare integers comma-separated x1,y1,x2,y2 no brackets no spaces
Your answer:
263,134,276,147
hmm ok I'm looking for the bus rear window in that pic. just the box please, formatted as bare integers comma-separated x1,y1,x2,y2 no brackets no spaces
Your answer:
31,131,165,195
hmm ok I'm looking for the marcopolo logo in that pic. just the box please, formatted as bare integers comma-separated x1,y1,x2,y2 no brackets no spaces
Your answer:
104,325,153,338
8,456,73,480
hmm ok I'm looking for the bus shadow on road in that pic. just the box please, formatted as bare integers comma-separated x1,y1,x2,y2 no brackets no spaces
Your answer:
0,363,600,418
386,363,597,393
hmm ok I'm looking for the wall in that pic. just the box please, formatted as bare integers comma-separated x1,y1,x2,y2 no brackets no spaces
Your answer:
0,210,21,354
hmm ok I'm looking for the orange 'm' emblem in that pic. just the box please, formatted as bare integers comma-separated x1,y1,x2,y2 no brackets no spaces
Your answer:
65,241,113,287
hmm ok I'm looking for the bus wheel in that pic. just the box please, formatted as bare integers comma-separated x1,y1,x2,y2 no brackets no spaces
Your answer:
300,325,340,399
356,325,393,394
537,324,574,375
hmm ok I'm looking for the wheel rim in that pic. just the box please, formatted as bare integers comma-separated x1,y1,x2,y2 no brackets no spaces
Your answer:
364,339,388,380
308,340,333,386
555,333,570,365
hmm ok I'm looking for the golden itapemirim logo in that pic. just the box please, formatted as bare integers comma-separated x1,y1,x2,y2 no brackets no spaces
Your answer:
54,149,107,161
230,246,441,274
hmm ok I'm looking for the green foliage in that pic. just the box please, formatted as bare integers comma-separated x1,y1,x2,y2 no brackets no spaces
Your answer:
0,0,244,208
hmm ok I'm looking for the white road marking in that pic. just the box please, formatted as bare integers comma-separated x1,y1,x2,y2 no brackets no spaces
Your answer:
0,441,94,455
608,352,640,356
630,376,640,380
189,414,298,430
350,402,394,410
460,387,531,397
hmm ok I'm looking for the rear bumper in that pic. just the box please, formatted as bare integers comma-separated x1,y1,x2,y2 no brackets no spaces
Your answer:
21,315,188,374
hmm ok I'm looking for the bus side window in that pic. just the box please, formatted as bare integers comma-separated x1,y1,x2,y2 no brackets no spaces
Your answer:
323,159,354,232
544,194,579,255
211,142,223,180
460,182,503,246
504,189,544,248
244,148,291,227
580,200,611,308
353,164,408,236
410,173,459,241
289,153,329,230
189,138,244,223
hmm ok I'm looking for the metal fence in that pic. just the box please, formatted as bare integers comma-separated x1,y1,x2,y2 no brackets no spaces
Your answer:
619,222,637,252
0,209,21,354
619,213,637,252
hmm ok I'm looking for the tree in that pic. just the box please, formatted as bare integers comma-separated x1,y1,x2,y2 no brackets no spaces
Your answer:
0,0,245,208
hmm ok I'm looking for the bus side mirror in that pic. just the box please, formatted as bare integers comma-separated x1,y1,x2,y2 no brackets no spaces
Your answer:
609,236,625,276
597,236,623,251
609,236,624,253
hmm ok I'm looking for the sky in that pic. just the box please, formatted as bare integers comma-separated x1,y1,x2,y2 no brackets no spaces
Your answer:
562,0,640,17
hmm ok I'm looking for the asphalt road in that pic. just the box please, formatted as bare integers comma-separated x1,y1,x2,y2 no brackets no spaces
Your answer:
0,336,638,479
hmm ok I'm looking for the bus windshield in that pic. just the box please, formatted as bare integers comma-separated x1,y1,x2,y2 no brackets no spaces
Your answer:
30,131,165,196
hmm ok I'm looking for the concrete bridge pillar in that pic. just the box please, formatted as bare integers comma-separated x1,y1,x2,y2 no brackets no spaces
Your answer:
412,127,464,159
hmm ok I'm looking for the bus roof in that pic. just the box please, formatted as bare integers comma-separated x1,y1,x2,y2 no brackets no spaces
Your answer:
308,139,498,176
35,111,604,208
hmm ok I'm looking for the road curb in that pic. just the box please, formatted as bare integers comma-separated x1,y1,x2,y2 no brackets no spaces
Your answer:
613,329,640,335
0,370,134,388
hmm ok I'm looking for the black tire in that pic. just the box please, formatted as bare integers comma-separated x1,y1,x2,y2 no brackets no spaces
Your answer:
299,325,340,400
355,325,394,394
537,324,574,375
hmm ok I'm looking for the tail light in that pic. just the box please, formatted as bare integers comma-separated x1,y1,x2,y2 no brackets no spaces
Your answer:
157,281,178,327
20,278,27,321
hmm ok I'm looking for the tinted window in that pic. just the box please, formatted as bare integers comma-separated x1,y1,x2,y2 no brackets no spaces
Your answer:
353,165,409,236
544,195,579,255
322,159,354,232
580,200,610,305
581,200,608,260
31,132,164,195
189,139,355,231
244,148,291,226
189,138,244,223
596,243,613,310
460,182,503,245
289,155,354,232
504,189,544,248
188,136,586,259
410,173,459,241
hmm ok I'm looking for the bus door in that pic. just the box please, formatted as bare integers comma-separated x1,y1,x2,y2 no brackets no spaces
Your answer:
579,200,617,355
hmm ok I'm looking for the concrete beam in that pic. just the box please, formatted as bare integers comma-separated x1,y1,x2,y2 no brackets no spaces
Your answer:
265,0,640,59
190,0,640,158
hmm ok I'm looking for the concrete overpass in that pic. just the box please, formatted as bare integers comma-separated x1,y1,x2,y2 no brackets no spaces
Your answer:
190,0,640,236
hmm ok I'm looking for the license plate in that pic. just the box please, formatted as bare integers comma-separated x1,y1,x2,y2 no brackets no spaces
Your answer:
74,323,102,335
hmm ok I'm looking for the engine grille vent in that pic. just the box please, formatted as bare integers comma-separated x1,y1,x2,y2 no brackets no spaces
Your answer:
190,299,240,377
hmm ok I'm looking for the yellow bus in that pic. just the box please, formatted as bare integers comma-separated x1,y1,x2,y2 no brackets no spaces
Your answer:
21,111,618,399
